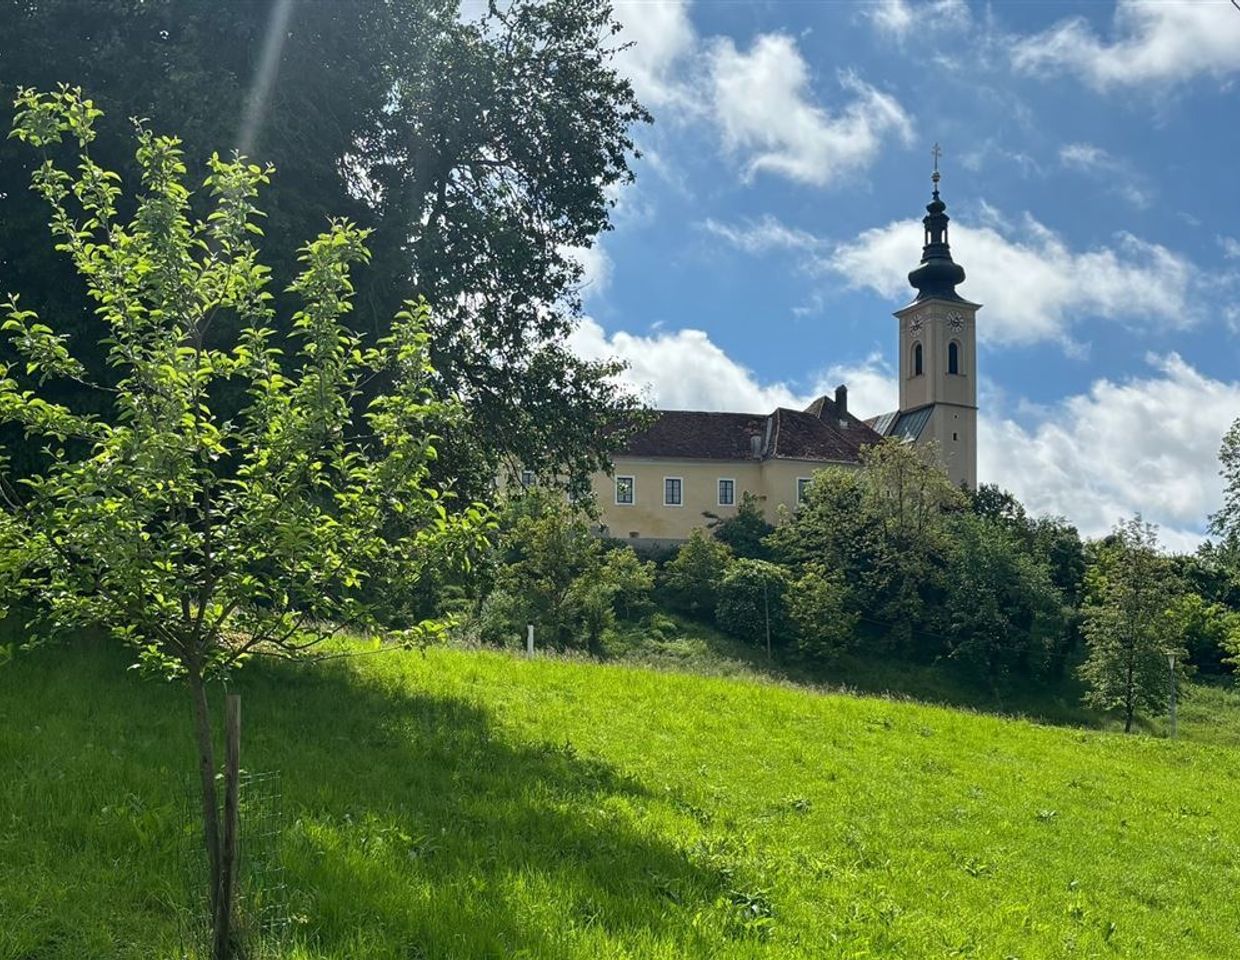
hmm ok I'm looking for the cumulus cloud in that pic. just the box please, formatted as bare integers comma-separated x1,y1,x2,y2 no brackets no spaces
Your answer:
981,354,1237,550
562,243,613,300
709,34,913,187
567,316,808,411
1220,235,1240,261
1011,0,1240,90
611,0,698,109
827,208,1198,348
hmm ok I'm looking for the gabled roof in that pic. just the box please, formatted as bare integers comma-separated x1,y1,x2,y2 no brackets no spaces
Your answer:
619,394,883,464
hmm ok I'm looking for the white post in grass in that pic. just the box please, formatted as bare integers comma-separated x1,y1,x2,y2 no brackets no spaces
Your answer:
527,623,534,657
1168,652,1178,740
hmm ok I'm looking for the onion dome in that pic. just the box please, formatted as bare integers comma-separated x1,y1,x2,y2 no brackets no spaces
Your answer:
908,161,966,302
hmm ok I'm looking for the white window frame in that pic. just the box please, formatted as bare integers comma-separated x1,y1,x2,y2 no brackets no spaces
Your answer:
796,477,812,505
615,475,635,506
717,477,736,507
663,476,684,507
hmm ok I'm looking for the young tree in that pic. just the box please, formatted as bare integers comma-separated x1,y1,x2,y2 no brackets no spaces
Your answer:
1079,518,1185,733
716,559,791,654
481,490,651,653
660,529,732,621
1,90,487,957
1210,418,1240,572
707,492,774,559
787,563,856,663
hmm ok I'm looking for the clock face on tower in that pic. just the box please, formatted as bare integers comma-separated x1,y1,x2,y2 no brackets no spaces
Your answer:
909,315,924,333
947,311,966,331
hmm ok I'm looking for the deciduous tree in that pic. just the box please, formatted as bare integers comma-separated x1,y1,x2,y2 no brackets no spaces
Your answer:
1,90,487,957
1079,517,1184,733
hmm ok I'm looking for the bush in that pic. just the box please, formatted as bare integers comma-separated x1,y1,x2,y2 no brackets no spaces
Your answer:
716,559,791,651
661,529,731,621
787,564,856,662
482,491,653,653
709,492,774,560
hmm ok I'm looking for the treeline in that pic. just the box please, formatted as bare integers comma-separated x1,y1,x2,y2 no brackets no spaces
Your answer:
471,438,1240,731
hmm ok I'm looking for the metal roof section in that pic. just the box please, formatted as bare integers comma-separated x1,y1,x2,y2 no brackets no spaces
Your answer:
869,411,899,436
890,406,933,441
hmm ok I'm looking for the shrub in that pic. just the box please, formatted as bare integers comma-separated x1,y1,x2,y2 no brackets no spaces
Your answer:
787,564,856,662
709,492,774,560
661,529,732,621
483,491,652,653
716,559,791,652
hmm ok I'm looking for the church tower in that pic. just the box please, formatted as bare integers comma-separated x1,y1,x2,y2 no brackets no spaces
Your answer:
892,156,979,489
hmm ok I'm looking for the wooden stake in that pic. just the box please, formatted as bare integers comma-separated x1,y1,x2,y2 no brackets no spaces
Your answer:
213,694,241,960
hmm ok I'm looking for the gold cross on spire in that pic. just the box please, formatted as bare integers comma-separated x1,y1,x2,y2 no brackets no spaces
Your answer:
931,143,942,172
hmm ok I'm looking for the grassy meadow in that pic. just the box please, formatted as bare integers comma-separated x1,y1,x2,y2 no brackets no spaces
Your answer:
5,636,1240,958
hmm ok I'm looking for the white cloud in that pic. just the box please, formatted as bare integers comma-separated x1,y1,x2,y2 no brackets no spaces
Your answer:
709,34,913,187
866,0,971,40
981,353,1237,550
1058,142,1152,209
570,319,1234,548
568,316,808,411
563,243,612,300
1220,235,1240,261
1011,0,1240,90
700,215,822,254
827,208,1198,348
611,0,698,109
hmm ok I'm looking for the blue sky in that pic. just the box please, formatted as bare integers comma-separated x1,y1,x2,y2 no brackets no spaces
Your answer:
566,0,1240,549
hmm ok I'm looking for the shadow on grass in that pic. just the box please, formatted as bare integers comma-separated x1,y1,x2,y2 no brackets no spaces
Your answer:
219,654,728,957
1,640,732,958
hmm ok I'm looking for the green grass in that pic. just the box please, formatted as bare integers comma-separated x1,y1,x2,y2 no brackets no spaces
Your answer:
6,637,1240,958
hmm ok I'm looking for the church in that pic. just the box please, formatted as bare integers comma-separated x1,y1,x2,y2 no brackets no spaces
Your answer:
588,168,980,550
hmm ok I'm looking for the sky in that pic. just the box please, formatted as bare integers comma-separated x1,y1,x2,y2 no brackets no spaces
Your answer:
563,0,1240,551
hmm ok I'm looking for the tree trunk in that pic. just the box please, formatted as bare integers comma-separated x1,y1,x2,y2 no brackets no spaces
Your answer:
188,669,223,947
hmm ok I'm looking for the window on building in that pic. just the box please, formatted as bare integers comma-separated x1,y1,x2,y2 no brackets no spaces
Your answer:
520,468,535,488
913,342,923,377
718,478,735,506
948,341,960,375
615,475,634,505
664,477,683,506
797,477,812,504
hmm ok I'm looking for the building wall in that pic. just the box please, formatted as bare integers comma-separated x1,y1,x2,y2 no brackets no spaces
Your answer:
591,456,858,545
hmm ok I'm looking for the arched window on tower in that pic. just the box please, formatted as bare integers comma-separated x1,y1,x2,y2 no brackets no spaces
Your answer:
948,341,960,375
913,342,923,377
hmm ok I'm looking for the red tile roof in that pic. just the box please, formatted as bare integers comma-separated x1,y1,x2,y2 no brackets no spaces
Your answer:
618,395,883,463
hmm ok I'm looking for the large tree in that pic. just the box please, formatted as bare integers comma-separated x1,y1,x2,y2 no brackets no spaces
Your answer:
0,0,649,491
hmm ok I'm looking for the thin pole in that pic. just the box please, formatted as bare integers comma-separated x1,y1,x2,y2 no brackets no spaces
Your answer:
527,623,534,657
763,580,771,660
1168,653,1178,740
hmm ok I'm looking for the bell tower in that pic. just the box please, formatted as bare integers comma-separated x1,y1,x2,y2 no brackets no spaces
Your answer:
893,149,979,489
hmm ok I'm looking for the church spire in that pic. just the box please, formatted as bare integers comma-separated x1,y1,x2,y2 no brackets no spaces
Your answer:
908,144,966,302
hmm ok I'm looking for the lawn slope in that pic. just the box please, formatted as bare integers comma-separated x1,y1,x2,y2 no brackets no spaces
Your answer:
4,640,1240,959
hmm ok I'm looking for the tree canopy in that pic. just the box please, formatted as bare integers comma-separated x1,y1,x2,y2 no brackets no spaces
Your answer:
0,0,649,491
